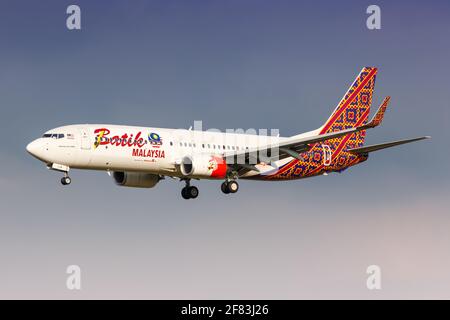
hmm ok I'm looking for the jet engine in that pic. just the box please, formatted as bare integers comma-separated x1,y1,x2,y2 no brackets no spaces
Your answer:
113,171,160,188
180,155,227,178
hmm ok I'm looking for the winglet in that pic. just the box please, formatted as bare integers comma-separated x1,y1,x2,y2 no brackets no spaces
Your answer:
365,96,390,129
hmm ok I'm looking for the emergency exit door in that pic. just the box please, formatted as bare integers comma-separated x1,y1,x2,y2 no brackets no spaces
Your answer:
80,129,91,150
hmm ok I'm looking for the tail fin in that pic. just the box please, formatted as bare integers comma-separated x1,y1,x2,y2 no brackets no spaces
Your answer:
319,67,378,149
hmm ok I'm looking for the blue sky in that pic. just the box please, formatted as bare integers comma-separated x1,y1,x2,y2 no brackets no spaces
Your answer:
0,0,449,298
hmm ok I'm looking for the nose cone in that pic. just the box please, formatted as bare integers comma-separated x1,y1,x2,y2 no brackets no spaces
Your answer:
26,140,37,154
26,139,44,160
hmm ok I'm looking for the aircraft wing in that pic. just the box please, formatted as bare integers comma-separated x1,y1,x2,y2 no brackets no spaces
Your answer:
225,119,385,170
225,127,360,164
224,97,392,174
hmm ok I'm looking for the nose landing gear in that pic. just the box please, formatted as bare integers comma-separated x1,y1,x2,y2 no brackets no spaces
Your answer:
181,179,199,200
60,173,71,185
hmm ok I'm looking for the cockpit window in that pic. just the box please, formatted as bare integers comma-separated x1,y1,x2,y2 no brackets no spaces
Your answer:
42,133,65,139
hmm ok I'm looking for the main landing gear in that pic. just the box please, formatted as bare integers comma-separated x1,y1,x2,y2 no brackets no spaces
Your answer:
60,172,71,186
180,177,239,199
181,179,199,200
221,180,239,194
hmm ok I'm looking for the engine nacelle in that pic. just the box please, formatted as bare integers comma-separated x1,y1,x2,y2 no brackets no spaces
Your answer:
113,171,160,188
180,155,227,178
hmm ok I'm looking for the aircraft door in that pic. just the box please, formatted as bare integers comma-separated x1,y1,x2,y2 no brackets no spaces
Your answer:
80,128,91,150
322,144,332,166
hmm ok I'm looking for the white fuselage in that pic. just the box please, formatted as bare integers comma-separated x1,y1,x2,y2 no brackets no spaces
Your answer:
26,124,318,179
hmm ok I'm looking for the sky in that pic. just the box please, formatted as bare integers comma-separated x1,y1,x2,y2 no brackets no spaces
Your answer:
0,0,449,299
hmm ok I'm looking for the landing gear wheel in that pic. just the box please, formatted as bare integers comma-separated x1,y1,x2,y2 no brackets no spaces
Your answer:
181,186,199,199
61,176,71,185
221,180,239,194
221,182,230,194
188,186,199,199
227,180,239,193
180,178,199,200
181,187,190,200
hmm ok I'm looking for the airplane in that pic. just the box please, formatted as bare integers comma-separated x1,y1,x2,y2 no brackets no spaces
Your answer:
26,67,429,199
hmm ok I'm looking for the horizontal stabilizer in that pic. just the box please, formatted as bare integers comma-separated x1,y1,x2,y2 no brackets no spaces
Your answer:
348,136,430,155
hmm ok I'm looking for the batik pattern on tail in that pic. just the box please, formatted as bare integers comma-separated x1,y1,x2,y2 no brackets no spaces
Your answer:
265,67,377,180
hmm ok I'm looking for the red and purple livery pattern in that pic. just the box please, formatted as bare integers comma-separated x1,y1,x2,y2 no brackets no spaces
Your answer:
262,67,378,180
